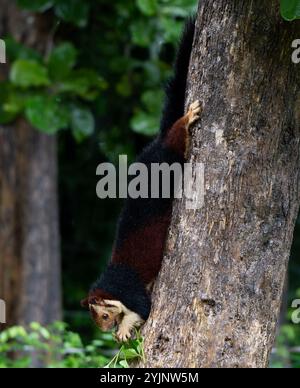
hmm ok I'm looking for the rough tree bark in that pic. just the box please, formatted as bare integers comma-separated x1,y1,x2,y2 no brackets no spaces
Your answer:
140,0,300,368
0,1,61,326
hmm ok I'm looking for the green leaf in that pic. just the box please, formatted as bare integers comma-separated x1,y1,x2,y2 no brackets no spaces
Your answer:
30,322,42,331
58,69,107,100
17,0,53,12
64,332,83,348
7,327,22,339
3,91,26,115
130,21,155,47
161,0,197,17
130,89,163,136
10,60,50,88
161,17,183,43
5,37,42,62
121,348,140,360
0,82,24,124
131,110,159,136
54,0,90,28
70,105,95,142
119,360,129,368
142,90,164,114
136,0,158,16
25,95,69,134
280,0,300,21
50,321,68,332
40,328,51,340
116,75,132,97
161,6,188,18
48,42,78,80
0,331,9,343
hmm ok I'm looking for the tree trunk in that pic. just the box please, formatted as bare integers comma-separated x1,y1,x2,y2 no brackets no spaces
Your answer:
140,0,300,368
0,1,61,326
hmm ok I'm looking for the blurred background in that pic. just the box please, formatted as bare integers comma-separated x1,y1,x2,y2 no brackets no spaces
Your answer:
0,0,299,368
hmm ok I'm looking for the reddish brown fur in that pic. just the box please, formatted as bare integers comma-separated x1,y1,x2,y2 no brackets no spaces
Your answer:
164,116,189,157
81,288,115,307
112,210,172,285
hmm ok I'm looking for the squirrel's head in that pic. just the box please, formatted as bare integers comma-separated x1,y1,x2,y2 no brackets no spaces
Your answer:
81,296,123,331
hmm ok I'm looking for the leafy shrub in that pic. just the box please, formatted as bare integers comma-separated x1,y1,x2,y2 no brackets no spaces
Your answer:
0,39,106,139
0,321,144,368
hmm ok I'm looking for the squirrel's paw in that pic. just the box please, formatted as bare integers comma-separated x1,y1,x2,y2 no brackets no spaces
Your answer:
187,100,202,127
115,327,132,343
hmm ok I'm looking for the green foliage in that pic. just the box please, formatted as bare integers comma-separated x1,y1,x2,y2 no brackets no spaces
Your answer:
10,60,50,88
48,43,78,80
17,0,91,27
105,331,145,368
131,89,164,136
1,0,197,142
0,39,105,138
0,322,144,368
5,37,42,62
123,0,197,137
54,0,90,28
0,82,24,123
271,299,300,368
0,322,112,368
280,0,300,21
136,0,158,16
70,104,95,142
25,95,69,134
17,0,53,12
57,69,107,100
272,325,300,368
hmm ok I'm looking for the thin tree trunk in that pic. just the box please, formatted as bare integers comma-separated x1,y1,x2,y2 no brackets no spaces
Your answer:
0,1,61,326
141,0,300,368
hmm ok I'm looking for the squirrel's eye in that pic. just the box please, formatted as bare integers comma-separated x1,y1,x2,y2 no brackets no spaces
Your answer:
102,314,109,321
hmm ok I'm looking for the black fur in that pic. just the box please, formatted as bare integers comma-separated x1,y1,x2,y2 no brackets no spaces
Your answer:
115,139,184,248
160,16,196,137
92,264,151,320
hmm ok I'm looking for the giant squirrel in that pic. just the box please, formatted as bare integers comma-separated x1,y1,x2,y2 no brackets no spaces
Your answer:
81,17,202,342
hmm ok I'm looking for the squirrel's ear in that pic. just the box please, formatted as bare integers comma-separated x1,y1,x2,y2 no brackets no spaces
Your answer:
98,299,107,306
80,298,89,308
81,295,104,308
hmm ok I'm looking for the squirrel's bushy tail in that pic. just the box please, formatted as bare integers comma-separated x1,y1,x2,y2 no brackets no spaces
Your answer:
160,16,196,136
